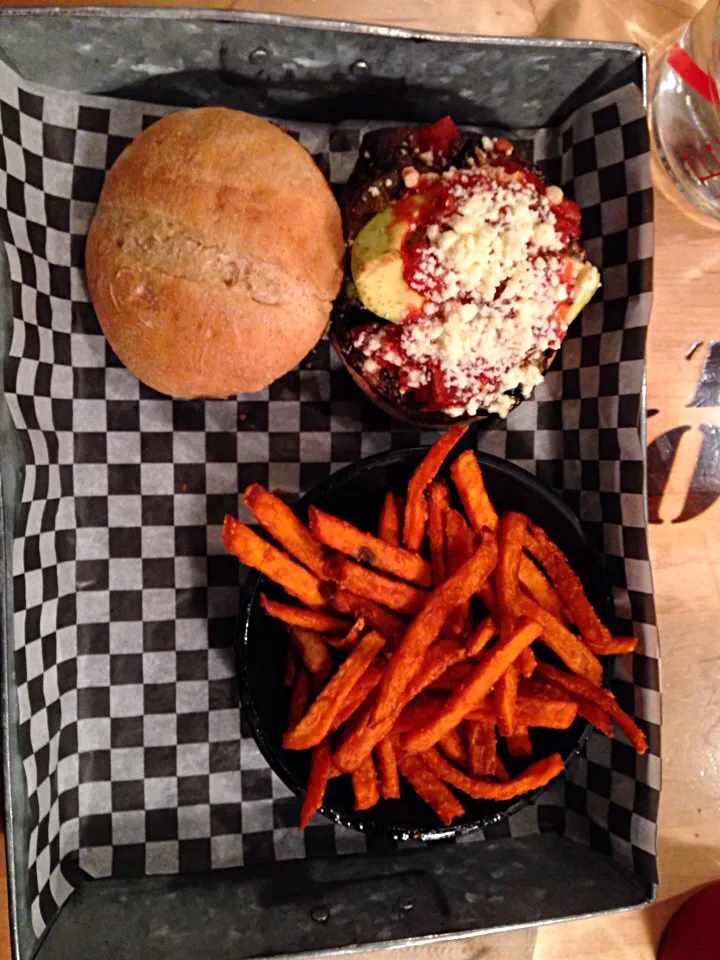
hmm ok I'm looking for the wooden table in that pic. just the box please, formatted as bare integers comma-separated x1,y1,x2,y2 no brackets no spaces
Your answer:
4,1,720,958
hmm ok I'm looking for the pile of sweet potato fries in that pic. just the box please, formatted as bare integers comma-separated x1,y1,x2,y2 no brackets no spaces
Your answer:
223,425,646,829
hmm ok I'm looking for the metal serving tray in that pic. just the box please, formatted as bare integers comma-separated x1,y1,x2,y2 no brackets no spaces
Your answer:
0,9,653,960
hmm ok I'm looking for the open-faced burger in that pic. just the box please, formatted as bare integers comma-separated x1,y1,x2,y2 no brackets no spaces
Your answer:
331,117,600,424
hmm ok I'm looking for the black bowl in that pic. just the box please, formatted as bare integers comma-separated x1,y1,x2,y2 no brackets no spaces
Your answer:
236,447,613,841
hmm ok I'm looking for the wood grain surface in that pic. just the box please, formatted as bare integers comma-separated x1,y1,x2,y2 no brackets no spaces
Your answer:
2,1,720,959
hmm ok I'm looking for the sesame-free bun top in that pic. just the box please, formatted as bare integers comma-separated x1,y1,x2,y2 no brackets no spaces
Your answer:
85,107,344,397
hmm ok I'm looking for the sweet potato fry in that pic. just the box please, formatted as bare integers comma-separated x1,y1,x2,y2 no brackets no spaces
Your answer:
330,663,384,732
394,692,448,734
518,647,537,678
518,556,568,623
465,617,497,657
378,493,403,546
603,636,639,654
370,532,498,728
260,594,349,633
427,481,449,586
403,424,469,552
516,697,577,729
345,618,367,643
494,511,528,733
494,664,520,738
468,720,498,776
223,516,324,607
284,647,298,688
288,626,332,676
422,748,564,800
450,450,498,533
376,738,401,799
573,699,614,737
445,508,477,569
525,522,631,655
333,640,465,771
309,506,432,588
401,618,541,755
439,727,468,769
241,485,326,577
397,754,465,826
506,728,533,756
424,638,468,665
351,753,380,810
320,618,364,651
428,661,476,691
479,582,496,617
299,740,332,829
284,630,386,750
444,508,476,635
517,678,560,699
515,593,602,684
534,662,648,753
288,667,311,728
496,511,527,630
323,552,427,616
317,634,351,649
325,588,406,644
466,695,578,730
517,677,594,726
483,723,507,780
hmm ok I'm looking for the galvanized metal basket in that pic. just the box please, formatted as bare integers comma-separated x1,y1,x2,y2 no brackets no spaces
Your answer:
0,10,656,960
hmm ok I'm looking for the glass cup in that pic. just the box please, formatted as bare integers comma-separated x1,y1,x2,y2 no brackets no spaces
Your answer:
650,0,720,226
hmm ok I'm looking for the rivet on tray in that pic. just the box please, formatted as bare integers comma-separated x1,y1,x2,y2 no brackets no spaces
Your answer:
397,896,414,912
249,48,269,65
351,59,370,75
311,906,330,923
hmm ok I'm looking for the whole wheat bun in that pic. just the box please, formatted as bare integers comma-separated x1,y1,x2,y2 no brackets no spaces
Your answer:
85,107,344,397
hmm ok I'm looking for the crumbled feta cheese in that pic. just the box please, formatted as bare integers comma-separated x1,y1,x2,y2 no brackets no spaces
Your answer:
481,136,495,151
367,185,380,197
402,167,420,189
487,394,515,417
546,184,563,204
519,364,544,396
532,222,563,251
415,174,563,310
406,369,429,388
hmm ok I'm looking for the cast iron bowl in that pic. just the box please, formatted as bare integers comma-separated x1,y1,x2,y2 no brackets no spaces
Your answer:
236,446,614,841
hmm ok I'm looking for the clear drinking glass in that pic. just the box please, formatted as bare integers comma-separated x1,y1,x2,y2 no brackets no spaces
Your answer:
651,0,720,226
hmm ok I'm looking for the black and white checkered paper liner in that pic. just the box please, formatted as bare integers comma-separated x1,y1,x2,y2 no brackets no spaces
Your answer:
0,58,660,936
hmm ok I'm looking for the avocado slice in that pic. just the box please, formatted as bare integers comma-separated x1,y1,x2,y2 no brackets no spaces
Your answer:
566,261,601,323
350,205,425,323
